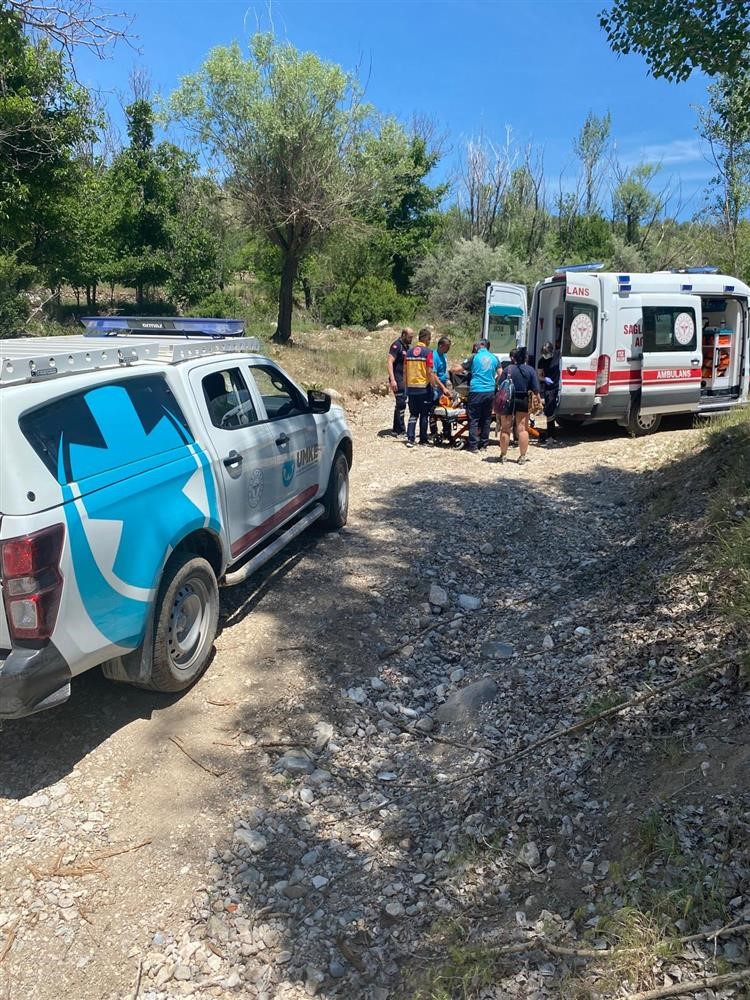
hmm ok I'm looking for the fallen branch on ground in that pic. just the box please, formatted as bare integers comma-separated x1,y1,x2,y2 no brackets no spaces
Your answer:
131,956,143,1000
169,736,226,777
476,922,750,961
623,966,750,999
29,839,151,879
0,918,20,964
404,657,730,789
89,839,152,864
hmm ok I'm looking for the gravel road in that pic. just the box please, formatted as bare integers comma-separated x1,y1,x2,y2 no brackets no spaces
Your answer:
1,399,747,1000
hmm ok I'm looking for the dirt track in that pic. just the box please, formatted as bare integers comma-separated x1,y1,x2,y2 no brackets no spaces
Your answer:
1,399,747,1000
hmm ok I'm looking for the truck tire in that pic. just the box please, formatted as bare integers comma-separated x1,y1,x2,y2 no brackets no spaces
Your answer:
320,450,349,530
627,405,662,438
145,552,219,692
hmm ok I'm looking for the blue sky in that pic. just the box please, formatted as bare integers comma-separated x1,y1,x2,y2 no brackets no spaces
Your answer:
76,0,714,216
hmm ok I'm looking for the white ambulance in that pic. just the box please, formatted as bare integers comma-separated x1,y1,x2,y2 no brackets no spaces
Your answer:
527,265,750,435
483,281,527,359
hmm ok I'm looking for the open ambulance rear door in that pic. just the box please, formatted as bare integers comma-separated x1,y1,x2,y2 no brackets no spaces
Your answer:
557,272,601,416
483,282,527,359
639,295,702,415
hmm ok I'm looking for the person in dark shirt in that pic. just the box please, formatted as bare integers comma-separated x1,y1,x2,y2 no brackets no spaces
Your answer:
537,341,560,444
387,327,414,436
499,346,540,464
500,349,519,445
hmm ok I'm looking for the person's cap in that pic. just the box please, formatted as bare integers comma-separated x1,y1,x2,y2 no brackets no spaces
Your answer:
541,342,554,359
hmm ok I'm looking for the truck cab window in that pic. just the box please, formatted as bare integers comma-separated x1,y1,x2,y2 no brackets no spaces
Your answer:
202,368,257,429
249,365,306,420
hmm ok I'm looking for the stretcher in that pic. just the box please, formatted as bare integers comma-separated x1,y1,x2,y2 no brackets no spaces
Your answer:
431,404,470,447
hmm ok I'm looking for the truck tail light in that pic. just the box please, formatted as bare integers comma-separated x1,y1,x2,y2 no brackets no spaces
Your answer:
596,354,610,396
0,524,64,643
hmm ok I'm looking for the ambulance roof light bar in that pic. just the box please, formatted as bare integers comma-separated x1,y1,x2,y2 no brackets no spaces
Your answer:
668,266,719,275
81,316,247,338
553,262,604,274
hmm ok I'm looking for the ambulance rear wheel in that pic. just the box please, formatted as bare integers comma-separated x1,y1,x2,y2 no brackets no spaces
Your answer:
627,407,662,437
148,553,219,692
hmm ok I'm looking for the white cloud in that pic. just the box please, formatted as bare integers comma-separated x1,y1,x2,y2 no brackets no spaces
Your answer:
622,138,705,167
640,139,705,165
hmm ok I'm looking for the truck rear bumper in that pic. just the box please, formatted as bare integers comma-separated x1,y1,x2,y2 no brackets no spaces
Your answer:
0,643,72,719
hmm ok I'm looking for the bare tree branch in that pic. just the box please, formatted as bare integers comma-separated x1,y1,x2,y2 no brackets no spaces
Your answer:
2,0,135,61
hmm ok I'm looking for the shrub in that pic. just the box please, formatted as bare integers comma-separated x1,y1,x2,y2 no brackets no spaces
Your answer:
320,276,418,328
186,290,243,319
0,253,36,336
413,237,517,319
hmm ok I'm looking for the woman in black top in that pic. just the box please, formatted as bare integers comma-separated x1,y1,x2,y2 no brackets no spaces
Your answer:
537,341,560,444
499,346,540,464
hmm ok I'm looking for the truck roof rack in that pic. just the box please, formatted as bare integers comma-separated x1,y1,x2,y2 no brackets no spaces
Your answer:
81,316,247,338
0,333,262,386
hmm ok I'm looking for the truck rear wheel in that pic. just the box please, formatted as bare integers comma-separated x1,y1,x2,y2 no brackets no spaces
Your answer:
627,406,662,438
147,553,219,692
320,451,349,530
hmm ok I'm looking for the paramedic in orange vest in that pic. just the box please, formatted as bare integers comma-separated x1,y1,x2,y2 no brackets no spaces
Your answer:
403,328,438,447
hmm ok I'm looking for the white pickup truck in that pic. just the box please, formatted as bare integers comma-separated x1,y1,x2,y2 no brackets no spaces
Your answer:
0,319,352,719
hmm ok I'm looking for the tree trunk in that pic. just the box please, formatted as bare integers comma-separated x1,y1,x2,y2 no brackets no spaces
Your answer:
92,283,97,307
86,286,92,308
273,252,298,344
302,276,313,311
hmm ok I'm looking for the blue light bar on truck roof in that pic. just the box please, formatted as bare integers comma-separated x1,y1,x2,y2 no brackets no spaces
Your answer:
81,316,246,338
553,262,604,274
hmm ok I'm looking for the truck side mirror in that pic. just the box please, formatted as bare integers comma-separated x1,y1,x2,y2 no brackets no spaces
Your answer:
307,389,331,413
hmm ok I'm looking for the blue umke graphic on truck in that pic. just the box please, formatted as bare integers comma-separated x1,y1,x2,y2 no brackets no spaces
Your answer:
50,381,220,648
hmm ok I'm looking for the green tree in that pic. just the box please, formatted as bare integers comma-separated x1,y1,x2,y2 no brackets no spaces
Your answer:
696,72,750,275
599,0,750,82
108,98,192,305
382,129,446,293
55,157,116,307
574,111,611,215
170,33,388,343
0,12,94,330
612,163,663,244
165,177,227,308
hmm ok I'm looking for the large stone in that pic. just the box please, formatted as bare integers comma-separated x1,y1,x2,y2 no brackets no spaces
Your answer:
312,721,333,750
458,594,482,612
435,678,498,725
481,641,514,659
429,584,449,608
276,751,315,775
234,829,267,853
